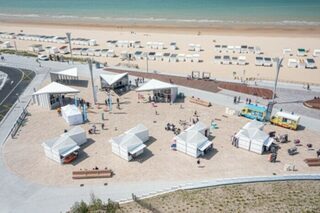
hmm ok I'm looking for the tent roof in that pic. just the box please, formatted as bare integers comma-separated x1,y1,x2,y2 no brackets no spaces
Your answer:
242,120,265,130
185,122,208,132
61,104,81,116
51,67,78,77
43,136,80,155
33,82,79,95
125,124,148,135
176,130,208,146
100,73,128,86
112,133,143,151
136,79,177,92
236,128,269,143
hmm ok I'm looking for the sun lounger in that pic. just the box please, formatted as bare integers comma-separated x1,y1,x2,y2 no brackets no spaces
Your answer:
304,158,320,167
190,97,211,107
72,169,113,179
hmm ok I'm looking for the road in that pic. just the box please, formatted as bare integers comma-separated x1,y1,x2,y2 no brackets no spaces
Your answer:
0,66,35,122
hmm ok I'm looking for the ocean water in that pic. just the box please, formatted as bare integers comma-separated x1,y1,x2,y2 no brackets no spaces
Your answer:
0,0,320,26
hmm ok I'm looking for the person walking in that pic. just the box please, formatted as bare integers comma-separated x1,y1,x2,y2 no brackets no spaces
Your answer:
237,96,241,104
233,96,237,104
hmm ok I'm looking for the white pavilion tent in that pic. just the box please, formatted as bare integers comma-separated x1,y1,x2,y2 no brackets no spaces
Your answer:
32,82,79,109
136,79,178,103
42,136,80,164
50,68,79,82
99,72,129,89
242,120,265,130
61,126,87,146
61,104,83,125
110,124,149,161
185,121,209,137
235,128,273,154
175,130,212,158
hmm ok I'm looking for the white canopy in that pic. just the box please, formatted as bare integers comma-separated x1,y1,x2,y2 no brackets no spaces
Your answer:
185,122,208,135
100,73,128,86
51,67,78,77
136,79,177,92
33,82,79,95
176,130,208,147
242,120,265,130
125,123,149,143
61,126,87,146
61,105,83,125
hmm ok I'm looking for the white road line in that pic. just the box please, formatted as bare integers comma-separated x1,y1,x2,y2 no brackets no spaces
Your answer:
0,68,24,106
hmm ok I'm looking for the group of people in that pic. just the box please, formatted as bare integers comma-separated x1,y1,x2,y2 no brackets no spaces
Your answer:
134,77,144,87
233,96,253,105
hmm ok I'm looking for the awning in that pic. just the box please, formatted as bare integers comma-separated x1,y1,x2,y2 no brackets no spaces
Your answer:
61,145,80,157
263,137,274,148
129,144,146,155
198,141,213,152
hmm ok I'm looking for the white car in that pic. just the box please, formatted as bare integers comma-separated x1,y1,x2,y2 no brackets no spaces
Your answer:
38,54,49,61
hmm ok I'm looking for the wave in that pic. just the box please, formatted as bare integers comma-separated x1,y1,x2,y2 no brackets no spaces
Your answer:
0,12,320,26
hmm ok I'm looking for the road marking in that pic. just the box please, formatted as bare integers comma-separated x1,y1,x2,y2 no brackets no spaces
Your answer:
0,68,24,106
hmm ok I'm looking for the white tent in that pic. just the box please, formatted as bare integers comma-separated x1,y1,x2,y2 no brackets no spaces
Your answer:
61,104,83,125
136,79,178,103
235,128,273,154
110,124,149,161
242,120,265,130
32,82,79,109
100,72,128,89
125,123,149,142
185,121,209,136
42,136,80,164
50,68,79,82
175,130,212,158
61,126,87,146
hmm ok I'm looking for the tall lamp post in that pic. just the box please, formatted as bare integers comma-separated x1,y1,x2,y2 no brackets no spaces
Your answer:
88,58,97,105
146,52,149,73
66,32,73,64
266,57,283,121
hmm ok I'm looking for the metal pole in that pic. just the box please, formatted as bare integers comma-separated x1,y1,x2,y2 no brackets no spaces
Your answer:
146,52,149,73
88,58,97,105
66,32,73,64
272,57,283,103
14,40,18,54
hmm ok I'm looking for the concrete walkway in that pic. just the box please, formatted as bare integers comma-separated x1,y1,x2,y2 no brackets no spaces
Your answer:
0,54,320,212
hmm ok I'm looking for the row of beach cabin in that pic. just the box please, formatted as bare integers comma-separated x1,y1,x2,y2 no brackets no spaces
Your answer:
214,45,262,55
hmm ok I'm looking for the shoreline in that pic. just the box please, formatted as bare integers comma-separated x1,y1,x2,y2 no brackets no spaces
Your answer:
1,18,320,37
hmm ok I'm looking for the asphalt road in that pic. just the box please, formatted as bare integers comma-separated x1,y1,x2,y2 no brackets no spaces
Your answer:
0,66,35,122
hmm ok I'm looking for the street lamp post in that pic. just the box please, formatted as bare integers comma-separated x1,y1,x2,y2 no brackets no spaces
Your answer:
273,57,283,103
146,52,149,73
88,58,97,105
66,32,73,64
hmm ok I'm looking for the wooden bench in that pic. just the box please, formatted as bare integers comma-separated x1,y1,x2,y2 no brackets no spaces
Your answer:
304,158,320,167
72,169,113,179
190,97,211,107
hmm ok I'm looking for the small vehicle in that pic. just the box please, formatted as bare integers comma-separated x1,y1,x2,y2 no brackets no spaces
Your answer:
37,54,49,61
270,112,300,130
240,104,267,121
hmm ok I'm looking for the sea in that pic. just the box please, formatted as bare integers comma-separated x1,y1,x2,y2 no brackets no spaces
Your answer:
0,0,320,26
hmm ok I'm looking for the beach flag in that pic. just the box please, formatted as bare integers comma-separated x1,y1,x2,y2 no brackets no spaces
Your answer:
83,103,88,121
109,94,112,111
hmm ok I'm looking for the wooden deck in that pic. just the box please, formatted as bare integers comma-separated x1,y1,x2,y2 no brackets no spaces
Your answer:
105,68,273,99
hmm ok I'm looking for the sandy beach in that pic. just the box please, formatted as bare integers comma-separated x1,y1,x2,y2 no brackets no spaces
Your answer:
1,21,320,84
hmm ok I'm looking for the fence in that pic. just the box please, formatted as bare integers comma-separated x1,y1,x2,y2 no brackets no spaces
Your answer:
9,106,29,139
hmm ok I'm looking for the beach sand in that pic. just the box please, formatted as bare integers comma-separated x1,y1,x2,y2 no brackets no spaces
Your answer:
0,21,320,84
2,76,320,186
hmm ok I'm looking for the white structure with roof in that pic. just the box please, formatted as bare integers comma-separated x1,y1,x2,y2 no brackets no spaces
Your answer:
110,124,149,161
100,72,128,89
136,79,178,103
61,104,83,125
42,136,80,164
50,68,79,82
61,126,87,146
174,122,212,158
235,127,273,154
32,82,79,109
42,126,87,164
242,120,265,130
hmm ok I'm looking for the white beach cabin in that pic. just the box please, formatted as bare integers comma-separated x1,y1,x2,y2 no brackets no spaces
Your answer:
100,72,129,89
61,104,83,125
136,79,178,103
110,124,149,161
313,49,320,57
175,122,212,158
61,126,87,146
287,59,298,68
32,82,80,109
235,127,273,154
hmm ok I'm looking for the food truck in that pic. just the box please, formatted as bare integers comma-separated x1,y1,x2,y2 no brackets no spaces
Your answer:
240,104,267,121
270,111,300,130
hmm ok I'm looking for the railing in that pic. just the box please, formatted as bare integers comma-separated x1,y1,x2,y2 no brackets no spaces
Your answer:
9,106,29,139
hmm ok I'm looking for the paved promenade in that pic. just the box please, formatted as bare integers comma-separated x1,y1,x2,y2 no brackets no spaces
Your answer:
0,54,319,212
